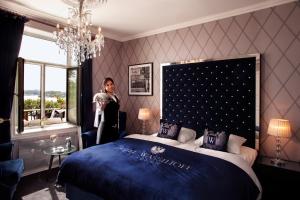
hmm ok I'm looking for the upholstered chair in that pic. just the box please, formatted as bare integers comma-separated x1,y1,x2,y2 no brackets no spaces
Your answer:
82,111,127,149
0,142,24,200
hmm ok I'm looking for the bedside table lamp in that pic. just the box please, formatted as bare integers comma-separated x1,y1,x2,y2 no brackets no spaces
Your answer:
138,108,152,134
267,118,291,166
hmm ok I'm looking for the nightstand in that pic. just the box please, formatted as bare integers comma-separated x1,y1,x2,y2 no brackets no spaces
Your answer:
253,156,300,200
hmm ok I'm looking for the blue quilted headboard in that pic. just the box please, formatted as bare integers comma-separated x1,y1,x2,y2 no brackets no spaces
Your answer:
161,55,260,148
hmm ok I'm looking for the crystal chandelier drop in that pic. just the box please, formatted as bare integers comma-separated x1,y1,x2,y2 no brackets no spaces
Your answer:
53,0,106,63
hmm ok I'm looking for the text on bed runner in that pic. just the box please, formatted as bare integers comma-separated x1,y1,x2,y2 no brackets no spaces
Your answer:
116,145,191,170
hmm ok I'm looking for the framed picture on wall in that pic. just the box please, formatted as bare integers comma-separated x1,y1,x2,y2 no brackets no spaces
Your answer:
128,63,153,96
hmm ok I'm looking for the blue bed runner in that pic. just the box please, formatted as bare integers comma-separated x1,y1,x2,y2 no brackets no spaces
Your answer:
57,138,259,200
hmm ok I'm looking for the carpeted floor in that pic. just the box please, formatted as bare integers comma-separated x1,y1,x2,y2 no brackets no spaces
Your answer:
14,168,67,200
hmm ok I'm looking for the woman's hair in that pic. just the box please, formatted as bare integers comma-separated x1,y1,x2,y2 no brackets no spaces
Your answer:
102,77,114,93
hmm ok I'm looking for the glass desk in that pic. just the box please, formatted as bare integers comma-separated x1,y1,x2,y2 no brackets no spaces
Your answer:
43,145,76,173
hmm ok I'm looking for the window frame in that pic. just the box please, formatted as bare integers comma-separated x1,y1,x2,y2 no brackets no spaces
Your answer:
12,31,79,135
66,67,80,125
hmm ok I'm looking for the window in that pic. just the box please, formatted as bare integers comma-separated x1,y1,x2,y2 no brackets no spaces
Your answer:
15,34,78,133
19,35,67,65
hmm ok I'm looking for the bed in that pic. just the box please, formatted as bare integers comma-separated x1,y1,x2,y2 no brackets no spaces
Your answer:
57,54,262,200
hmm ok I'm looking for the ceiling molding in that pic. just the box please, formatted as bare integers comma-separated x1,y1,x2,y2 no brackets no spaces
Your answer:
0,0,296,42
0,0,122,42
0,1,61,27
121,0,296,41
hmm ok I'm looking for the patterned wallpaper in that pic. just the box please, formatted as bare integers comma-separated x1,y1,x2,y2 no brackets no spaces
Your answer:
93,2,300,162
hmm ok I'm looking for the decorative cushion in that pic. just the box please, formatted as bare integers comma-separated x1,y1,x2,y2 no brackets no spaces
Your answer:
202,129,229,151
157,119,182,140
177,127,196,143
54,110,65,118
196,134,247,154
227,134,247,154
44,118,63,125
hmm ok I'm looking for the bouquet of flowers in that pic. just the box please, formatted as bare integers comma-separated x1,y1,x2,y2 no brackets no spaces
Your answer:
93,91,109,103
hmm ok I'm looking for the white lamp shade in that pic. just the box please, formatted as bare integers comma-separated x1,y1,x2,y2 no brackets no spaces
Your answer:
138,108,152,120
267,119,291,138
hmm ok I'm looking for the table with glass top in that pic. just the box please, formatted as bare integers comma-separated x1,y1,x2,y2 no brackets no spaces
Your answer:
43,145,76,172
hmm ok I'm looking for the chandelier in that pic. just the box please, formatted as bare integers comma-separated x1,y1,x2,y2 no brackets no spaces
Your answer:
53,0,106,63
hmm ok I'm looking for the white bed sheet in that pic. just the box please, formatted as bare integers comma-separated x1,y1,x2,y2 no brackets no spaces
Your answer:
126,134,181,146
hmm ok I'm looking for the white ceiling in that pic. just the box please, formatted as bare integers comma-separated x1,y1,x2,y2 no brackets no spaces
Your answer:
0,0,295,41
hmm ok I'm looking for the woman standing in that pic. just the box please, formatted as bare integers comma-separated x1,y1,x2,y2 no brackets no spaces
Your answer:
94,77,120,144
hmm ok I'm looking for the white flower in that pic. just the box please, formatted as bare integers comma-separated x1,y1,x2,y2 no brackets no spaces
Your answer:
93,92,109,103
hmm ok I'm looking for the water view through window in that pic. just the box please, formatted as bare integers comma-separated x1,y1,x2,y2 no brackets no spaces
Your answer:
23,64,41,124
19,35,69,128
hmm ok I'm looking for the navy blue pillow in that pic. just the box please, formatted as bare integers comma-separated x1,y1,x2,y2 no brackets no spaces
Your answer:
202,129,229,151
157,119,182,140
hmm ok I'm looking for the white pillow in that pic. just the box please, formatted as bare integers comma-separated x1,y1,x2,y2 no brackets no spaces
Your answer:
177,127,197,143
239,146,257,166
152,133,158,136
45,118,63,125
194,136,204,146
24,120,29,127
227,134,247,154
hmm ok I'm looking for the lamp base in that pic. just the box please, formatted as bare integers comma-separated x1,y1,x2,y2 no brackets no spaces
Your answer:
270,158,285,167
141,120,146,135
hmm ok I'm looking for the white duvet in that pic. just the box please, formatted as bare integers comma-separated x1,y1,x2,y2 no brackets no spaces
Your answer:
126,134,262,199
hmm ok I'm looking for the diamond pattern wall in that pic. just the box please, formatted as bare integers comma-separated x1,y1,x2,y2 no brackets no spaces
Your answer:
93,2,300,162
